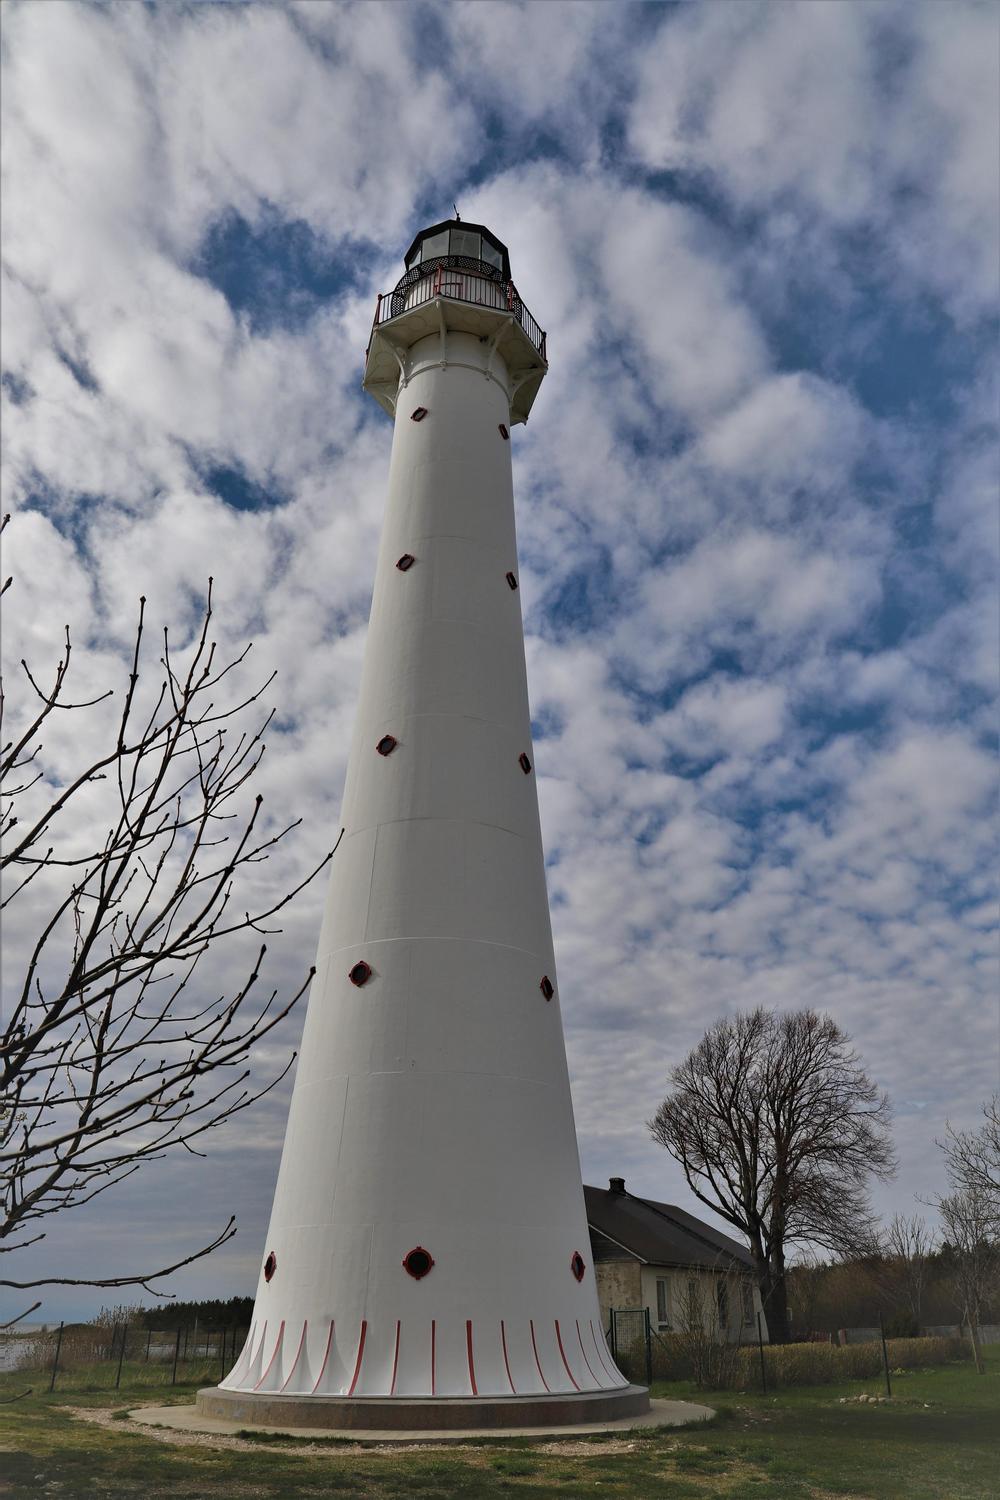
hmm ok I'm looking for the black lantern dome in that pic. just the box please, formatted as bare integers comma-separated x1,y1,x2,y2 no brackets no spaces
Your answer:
401,219,511,281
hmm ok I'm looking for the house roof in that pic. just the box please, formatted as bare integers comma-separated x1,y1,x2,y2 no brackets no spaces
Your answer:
584,1181,753,1274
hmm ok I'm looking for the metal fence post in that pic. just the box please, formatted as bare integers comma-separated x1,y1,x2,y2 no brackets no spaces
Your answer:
145,1327,152,1362
171,1328,181,1386
115,1323,128,1389
643,1307,653,1386
48,1322,64,1393
757,1310,767,1393
609,1309,617,1363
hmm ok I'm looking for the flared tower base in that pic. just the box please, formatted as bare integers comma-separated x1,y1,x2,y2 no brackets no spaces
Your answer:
196,1383,650,1431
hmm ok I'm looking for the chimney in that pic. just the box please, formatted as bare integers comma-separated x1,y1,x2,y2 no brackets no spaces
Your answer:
609,1177,626,1194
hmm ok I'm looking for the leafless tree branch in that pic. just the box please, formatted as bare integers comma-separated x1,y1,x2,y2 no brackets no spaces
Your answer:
1,582,338,1291
648,1007,896,1342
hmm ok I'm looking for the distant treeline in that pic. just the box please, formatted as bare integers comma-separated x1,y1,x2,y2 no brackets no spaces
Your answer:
120,1296,254,1330
787,1242,999,1339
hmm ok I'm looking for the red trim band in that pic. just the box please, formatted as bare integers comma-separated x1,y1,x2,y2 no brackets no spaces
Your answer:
575,1319,599,1385
466,1319,478,1395
347,1321,368,1397
254,1319,284,1391
529,1318,551,1393
555,1319,580,1391
500,1319,516,1394
311,1321,335,1394
431,1319,436,1395
228,1320,256,1385
390,1320,401,1396
590,1318,616,1383
280,1320,308,1393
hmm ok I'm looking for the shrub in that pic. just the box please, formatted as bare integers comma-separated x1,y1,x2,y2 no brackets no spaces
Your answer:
727,1334,968,1391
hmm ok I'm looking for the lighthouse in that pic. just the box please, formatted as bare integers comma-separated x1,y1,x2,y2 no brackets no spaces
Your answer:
200,221,647,1429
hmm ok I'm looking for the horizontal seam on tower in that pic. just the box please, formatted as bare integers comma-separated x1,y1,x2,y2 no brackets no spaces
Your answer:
315,935,551,961
341,815,538,836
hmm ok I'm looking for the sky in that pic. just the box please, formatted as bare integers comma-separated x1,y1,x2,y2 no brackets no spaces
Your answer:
2,0,998,1325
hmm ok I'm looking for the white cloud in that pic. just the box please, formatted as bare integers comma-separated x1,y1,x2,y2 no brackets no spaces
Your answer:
2,0,995,1319
627,0,1000,320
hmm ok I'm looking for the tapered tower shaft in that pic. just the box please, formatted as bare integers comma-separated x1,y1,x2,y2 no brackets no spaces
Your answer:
209,223,643,1424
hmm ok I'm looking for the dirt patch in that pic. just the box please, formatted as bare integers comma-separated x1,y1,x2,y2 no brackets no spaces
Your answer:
67,1405,501,1461
536,1438,642,1455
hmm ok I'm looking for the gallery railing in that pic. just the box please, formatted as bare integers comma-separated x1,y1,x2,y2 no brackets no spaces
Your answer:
369,255,547,362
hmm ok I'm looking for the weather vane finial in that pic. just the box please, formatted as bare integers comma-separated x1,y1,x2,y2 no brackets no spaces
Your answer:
453,203,461,221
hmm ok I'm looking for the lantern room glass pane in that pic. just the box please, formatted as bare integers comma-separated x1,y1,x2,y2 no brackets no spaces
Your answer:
421,230,449,261
480,239,502,270
450,228,482,259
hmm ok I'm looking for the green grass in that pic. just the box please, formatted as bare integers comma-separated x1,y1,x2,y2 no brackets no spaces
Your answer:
1,1350,997,1498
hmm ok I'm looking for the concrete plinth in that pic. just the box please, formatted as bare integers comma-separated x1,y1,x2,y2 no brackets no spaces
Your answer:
196,1383,651,1432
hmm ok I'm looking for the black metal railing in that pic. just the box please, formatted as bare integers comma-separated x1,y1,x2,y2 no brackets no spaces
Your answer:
369,255,546,362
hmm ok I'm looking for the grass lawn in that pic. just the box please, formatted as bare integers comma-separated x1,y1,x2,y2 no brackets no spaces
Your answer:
1,1348,997,1498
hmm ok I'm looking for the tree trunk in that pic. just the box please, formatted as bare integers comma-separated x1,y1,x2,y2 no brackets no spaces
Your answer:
966,1302,983,1375
762,1248,791,1344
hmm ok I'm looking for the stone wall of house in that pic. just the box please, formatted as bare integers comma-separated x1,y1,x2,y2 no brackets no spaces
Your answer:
593,1258,642,1329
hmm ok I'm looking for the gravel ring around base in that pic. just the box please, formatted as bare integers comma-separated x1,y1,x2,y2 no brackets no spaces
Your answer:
67,1404,660,1459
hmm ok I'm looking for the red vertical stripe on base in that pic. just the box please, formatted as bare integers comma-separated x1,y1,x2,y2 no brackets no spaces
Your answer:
280,1320,308,1393
311,1321,335,1394
254,1319,284,1390
529,1319,551,1392
575,1319,599,1385
466,1319,478,1395
554,1320,580,1391
589,1318,615,1381
500,1319,516,1394
431,1319,437,1395
347,1321,368,1396
390,1320,401,1396
227,1320,256,1385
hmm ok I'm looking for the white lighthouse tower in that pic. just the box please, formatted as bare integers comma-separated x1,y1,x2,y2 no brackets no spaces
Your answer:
200,222,647,1429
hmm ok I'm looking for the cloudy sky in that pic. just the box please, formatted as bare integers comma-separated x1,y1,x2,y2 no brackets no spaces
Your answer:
2,0,997,1324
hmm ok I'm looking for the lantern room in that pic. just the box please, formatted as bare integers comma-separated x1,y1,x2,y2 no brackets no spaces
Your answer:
363,218,548,427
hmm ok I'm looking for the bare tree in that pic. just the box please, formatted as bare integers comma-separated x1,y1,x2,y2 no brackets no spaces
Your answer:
1,564,334,1294
941,1098,1000,1232
884,1212,937,1332
938,1188,998,1374
649,1008,895,1342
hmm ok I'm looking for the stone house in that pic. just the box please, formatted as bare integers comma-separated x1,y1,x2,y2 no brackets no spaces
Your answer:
585,1178,768,1343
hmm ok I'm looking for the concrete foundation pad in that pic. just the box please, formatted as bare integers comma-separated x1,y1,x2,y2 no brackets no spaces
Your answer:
128,1393,713,1446
196,1383,652,1432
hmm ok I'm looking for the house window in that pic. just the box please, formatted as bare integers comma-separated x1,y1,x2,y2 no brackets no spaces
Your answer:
742,1281,755,1326
717,1279,729,1330
656,1278,669,1329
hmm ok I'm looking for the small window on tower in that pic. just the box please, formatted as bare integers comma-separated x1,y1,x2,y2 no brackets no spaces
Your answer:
571,1251,586,1282
540,976,554,1001
411,407,428,422
403,1246,435,1280
498,424,509,440
396,553,415,571
519,752,532,775
264,1251,277,1282
506,572,518,590
376,735,398,756
348,960,372,987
